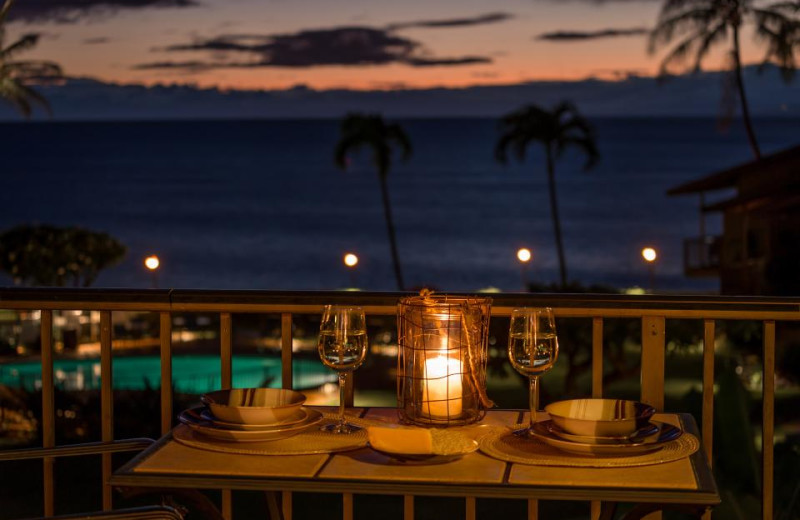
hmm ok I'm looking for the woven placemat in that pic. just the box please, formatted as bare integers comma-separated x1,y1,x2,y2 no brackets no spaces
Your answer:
173,414,369,456
478,426,699,468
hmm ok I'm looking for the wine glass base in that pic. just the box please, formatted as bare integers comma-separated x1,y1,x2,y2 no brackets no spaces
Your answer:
320,422,363,435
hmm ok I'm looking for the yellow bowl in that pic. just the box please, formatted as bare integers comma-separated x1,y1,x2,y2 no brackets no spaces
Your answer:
201,388,306,425
544,399,655,437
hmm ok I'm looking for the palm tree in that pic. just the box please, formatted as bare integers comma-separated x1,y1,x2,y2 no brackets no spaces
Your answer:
649,0,800,160
495,102,599,288
334,113,412,291
0,0,62,117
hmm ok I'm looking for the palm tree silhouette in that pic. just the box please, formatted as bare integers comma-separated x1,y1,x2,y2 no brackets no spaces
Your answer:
649,0,800,160
0,0,62,117
334,113,412,291
495,102,599,288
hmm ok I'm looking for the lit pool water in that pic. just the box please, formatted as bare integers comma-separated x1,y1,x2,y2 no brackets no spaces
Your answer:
0,355,336,394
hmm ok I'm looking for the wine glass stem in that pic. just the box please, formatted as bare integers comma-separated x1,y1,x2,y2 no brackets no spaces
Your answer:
529,376,539,430
338,371,348,427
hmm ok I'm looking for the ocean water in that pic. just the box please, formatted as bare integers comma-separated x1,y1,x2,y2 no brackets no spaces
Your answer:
0,117,797,293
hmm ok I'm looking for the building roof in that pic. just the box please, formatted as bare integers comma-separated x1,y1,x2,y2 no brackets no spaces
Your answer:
668,144,800,196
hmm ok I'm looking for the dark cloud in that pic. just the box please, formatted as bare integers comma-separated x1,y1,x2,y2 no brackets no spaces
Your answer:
83,37,111,44
536,28,649,41
388,12,513,30
135,27,491,71
7,0,197,24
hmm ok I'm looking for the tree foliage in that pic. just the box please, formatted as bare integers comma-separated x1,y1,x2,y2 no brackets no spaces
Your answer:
495,101,599,288
0,0,63,117
0,224,126,287
649,0,800,158
334,112,412,290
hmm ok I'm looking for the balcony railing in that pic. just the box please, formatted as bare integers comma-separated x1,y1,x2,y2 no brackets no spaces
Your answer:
0,288,798,520
684,236,723,277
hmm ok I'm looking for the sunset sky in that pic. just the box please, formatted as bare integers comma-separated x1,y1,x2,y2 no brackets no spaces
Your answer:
7,0,772,91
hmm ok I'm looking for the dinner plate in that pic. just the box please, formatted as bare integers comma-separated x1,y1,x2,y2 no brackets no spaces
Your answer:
529,420,682,456
548,422,660,445
178,407,323,442
199,407,309,431
368,429,478,464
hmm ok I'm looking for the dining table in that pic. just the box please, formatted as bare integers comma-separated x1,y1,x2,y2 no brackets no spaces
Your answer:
110,407,720,520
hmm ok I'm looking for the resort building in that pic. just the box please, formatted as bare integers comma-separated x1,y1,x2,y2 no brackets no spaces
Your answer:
669,145,800,296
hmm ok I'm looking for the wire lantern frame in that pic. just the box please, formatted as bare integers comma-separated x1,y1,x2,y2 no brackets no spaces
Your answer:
397,292,492,427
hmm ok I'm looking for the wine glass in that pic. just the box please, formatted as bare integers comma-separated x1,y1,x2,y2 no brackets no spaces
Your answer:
318,305,368,434
508,308,559,436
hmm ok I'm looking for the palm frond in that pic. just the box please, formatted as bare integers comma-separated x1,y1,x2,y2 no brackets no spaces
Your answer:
15,82,51,114
659,0,713,18
0,33,40,61
693,20,729,71
763,1,800,14
649,7,717,54
752,7,794,28
559,113,594,140
333,134,362,170
558,136,600,171
334,112,411,178
552,101,578,123
657,29,706,75
0,78,33,117
3,60,64,80
754,18,799,82
0,0,14,24
386,124,412,162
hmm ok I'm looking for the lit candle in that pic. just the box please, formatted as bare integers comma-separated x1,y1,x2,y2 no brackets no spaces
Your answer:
423,352,463,420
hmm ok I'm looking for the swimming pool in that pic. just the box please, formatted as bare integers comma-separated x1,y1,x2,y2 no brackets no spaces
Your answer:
0,355,336,394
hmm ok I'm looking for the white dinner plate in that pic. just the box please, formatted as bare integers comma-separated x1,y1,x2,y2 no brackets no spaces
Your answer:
548,422,660,445
178,407,323,442
199,407,309,431
529,420,682,456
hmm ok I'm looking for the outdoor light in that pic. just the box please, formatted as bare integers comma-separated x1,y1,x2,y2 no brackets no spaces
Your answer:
517,247,532,263
641,247,657,292
397,291,492,426
144,255,160,289
144,255,160,270
343,253,358,267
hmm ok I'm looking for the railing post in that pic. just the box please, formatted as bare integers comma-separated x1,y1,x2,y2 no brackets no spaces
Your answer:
591,317,604,520
281,313,293,389
100,311,114,511
280,313,294,520
640,316,666,411
220,312,233,520
403,495,413,520
762,321,775,520
220,313,232,390
701,320,716,520
640,316,666,520
41,310,55,517
160,312,172,436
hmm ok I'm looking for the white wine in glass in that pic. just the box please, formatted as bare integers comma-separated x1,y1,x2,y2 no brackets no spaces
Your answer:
508,308,559,435
318,305,368,434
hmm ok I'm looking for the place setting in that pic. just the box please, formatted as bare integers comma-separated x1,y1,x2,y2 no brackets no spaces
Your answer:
478,308,699,467
171,305,376,455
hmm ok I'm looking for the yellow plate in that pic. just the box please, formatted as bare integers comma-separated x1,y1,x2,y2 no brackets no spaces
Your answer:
369,429,478,464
